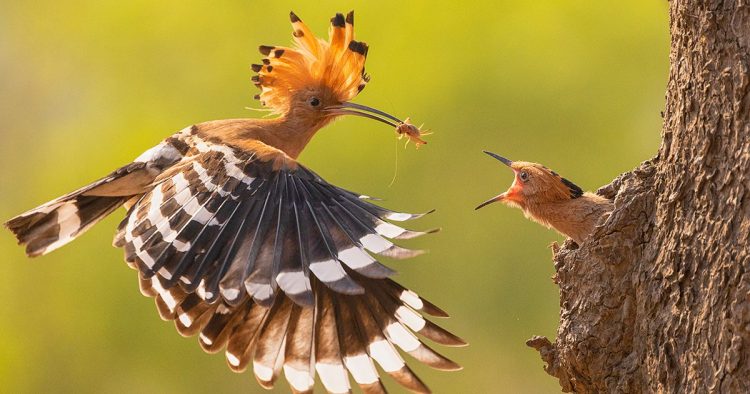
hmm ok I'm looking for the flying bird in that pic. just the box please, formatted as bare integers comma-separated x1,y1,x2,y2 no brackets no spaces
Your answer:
476,151,613,244
6,11,464,393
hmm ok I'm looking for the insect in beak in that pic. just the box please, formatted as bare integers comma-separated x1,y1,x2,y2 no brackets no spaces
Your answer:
324,102,429,147
475,150,517,210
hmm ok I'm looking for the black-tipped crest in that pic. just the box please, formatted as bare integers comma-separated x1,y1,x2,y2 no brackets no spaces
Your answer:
331,13,345,27
258,45,273,56
348,40,369,56
253,11,371,114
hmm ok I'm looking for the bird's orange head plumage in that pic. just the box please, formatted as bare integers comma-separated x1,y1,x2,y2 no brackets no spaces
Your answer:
252,11,369,116
476,151,584,210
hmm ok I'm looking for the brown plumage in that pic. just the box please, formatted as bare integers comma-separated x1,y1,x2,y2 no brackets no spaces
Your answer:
5,11,463,393
476,151,613,244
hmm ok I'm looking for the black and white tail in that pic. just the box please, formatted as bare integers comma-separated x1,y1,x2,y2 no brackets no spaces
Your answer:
5,132,191,257
6,190,128,257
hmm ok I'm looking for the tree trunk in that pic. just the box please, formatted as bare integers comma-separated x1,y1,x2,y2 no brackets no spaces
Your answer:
526,1,750,392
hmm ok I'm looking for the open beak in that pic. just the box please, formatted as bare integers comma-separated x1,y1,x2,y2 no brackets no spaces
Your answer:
475,192,507,210
324,102,405,128
475,151,514,210
482,150,513,167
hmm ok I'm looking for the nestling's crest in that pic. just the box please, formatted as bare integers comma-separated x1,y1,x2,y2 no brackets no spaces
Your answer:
509,161,584,203
252,11,369,114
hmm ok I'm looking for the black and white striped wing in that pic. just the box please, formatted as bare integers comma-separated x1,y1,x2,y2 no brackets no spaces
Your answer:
118,140,435,307
117,140,464,393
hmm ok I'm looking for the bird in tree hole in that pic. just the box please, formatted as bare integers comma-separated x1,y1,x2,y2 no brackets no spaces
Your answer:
5,11,463,394
476,151,614,245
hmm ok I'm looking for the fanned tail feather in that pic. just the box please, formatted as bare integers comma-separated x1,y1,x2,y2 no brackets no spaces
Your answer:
6,130,190,257
6,191,128,257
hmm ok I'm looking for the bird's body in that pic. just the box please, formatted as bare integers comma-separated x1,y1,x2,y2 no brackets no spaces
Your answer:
6,12,462,394
477,153,613,244
511,191,613,244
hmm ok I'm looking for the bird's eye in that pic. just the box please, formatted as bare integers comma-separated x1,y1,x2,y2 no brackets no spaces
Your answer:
519,171,529,182
308,97,321,107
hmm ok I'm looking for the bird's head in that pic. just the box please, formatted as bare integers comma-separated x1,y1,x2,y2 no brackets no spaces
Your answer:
475,151,584,210
253,11,406,130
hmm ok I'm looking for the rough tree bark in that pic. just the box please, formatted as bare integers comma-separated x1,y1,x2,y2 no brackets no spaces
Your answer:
526,1,750,392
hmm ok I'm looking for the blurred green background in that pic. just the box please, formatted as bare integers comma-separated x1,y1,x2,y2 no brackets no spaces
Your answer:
0,1,668,393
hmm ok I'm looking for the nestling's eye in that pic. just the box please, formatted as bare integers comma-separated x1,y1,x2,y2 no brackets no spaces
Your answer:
519,171,529,182
308,97,321,107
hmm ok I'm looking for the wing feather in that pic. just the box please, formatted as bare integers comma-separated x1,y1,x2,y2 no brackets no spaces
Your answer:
253,297,293,388
163,175,245,288
225,302,270,372
315,289,351,394
244,174,282,306
276,178,314,306
199,301,246,353
282,304,316,394
308,181,425,259
292,177,364,295
335,292,386,393
348,294,430,393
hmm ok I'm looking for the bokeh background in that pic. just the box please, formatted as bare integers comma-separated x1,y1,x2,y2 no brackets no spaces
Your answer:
0,1,668,393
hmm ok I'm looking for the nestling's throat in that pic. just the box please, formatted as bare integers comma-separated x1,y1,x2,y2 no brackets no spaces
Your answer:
519,193,613,244
522,200,578,234
503,178,525,206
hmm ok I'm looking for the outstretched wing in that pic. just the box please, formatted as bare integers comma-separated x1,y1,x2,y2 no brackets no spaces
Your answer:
117,138,436,307
118,138,464,392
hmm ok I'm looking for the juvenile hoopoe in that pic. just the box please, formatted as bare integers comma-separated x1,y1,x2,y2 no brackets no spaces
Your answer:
476,151,613,244
6,12,464,393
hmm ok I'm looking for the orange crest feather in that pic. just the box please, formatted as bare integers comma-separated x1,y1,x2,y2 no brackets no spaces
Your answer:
252,11,370,114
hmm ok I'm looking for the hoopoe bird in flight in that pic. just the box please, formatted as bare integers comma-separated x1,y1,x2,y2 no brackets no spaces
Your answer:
476,151,613,244
6,11,464,393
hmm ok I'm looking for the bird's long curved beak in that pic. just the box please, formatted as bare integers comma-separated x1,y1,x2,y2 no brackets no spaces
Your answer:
324,102,404,128
475,193,507,210
475,150,515,210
